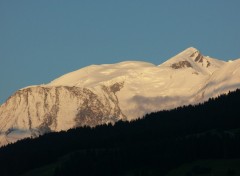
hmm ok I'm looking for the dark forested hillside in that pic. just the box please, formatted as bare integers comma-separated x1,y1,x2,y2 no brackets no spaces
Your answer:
1,89,240,176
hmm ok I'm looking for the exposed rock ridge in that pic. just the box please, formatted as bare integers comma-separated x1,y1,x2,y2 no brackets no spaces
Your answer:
171,61,192,69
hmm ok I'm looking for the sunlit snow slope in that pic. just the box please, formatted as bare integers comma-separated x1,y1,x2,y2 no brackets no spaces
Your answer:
0,47,240,146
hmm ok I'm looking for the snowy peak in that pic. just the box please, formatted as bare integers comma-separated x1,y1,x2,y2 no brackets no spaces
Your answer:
0,47,239,147
176,47,199,58
160,47,201,68
161,47,225,74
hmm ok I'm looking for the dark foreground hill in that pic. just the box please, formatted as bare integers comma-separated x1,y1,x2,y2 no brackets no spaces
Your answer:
1,89,240,176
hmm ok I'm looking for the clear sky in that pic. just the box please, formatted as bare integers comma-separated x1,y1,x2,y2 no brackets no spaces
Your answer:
1,0,240,104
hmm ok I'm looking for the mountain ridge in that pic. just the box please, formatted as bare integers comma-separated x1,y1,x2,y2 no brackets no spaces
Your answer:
0,47,240,146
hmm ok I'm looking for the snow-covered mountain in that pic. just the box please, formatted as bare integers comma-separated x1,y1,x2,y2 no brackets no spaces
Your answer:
0,47,240,146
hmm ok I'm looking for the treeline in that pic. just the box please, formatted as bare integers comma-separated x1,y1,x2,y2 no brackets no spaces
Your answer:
0,90,240,175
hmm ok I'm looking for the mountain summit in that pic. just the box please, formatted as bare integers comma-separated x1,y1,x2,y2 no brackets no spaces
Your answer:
0,47,240,146
161,47,224,74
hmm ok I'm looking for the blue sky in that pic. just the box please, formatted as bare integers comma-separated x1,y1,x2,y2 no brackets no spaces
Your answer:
1,0,240,103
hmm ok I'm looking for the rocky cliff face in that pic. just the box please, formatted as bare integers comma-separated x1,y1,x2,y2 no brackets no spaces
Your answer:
0,83,125,146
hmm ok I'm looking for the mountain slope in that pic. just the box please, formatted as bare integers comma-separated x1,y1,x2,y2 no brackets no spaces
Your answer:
1,89,240,176
0,47,240,146
0,85,125,146
194,59,240,101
